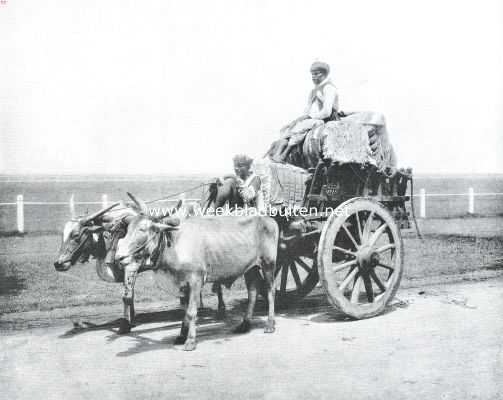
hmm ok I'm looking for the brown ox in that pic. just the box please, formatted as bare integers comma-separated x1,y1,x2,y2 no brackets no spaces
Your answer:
116,193,279,351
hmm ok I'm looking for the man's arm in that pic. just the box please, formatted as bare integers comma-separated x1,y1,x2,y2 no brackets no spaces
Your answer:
308,85,338,120
279,94,314,132
238,176,261,203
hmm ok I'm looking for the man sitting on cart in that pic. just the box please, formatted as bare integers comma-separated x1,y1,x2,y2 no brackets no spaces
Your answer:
270,61,340,163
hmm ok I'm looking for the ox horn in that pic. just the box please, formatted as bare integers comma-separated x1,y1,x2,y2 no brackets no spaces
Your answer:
80,202,120,225
127,192,148,214
174,199,183,212
153,222,179,232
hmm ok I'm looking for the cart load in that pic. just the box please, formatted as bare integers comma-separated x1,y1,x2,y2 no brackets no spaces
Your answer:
252,160,310,208
248,109,415,319
276,111,397,172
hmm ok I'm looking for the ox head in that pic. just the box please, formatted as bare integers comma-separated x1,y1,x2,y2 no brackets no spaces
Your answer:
54,203,120,271
115,193,180,269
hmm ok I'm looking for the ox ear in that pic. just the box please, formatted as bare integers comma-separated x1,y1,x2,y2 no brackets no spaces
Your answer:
161,216,180,227
127,192,148,214
153,222,179,232
102,222,114,231
122,214,136,224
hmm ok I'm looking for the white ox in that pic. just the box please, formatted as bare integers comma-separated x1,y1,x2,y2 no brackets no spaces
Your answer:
116,193,279,351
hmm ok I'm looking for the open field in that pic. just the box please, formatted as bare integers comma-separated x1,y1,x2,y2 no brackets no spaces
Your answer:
1,217,502,330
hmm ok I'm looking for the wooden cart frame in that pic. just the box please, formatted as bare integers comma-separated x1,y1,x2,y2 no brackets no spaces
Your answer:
273,160,412,319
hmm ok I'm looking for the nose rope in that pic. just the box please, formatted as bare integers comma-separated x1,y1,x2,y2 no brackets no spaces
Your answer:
59,230,92,264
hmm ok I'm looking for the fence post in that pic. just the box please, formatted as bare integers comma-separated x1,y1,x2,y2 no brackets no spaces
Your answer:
419,188,426,218
69,194,76,218
16,194,24,233
468,187,474,214
102,194,108,208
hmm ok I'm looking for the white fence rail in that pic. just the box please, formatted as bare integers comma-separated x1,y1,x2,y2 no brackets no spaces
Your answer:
411,189,503,218
1,194,201,233
1,189,503,233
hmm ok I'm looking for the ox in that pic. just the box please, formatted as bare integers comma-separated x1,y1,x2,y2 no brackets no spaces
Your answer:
54,202,128,281
116,193,279,351
54,199,219,325
54,199,187,279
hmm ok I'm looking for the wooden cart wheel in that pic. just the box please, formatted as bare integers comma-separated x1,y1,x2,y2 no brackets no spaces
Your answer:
317,198,404,319
274,252,319,304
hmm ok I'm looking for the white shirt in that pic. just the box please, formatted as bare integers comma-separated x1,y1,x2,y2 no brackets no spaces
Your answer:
237,173,266,212
304,77,338,120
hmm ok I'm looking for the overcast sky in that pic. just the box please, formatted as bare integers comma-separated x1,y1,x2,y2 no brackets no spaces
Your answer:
1,0,502,175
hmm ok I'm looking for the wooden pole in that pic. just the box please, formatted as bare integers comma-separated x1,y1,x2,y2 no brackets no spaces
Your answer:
16,194,24,233
419,188,426,218
69,194,76,218
468,187,474,214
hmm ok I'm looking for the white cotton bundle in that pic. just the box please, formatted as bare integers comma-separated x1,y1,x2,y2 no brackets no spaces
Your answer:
322,111,397,171
252,158,310,208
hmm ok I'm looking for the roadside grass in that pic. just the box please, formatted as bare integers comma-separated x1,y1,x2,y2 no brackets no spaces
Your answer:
1,218,502,315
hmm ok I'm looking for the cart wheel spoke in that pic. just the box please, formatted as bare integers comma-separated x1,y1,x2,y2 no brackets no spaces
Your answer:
350,274,363,303
333,246,356,257
376,262,394,271
355,211,363,244
290,262,302,288
369,222,389,247
275,254,319,303
343,265,357,281
369,269,386,293
333,259,357,273
295,257,313,273
375,243,395,253
362,274,374,303
339,267,358,292
342,224,359,249
362,211,375,242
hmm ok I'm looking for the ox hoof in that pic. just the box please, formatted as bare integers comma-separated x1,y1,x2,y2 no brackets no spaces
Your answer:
264,321,275,333
233,319,251,334
118,318,131,334
216,309,226,320
174,335,187,345
183,339,197,351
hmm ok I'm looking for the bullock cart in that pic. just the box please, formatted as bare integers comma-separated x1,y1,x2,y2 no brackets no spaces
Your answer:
263,159,412,320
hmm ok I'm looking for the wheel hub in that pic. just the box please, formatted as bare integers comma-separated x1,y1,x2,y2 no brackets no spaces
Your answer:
356,246,379,272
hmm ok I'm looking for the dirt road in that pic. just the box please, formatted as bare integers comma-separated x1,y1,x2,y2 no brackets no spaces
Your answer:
1,277,503,400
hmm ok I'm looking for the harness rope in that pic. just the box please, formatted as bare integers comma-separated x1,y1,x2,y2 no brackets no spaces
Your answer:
59,229,93,264
145,182,212,204
88,182,213,215
117,231,166,264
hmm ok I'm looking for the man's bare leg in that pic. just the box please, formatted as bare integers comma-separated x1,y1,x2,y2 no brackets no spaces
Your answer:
269,139,289,163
